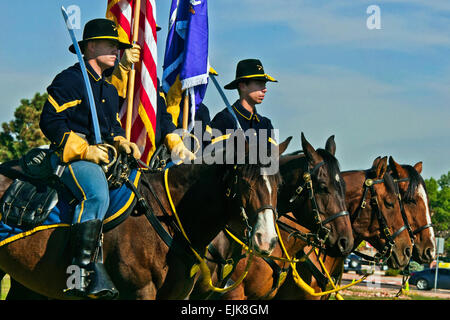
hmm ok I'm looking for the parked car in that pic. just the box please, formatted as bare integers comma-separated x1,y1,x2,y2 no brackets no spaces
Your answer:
344,253,388,274
409,268,450,290
344,253,363,274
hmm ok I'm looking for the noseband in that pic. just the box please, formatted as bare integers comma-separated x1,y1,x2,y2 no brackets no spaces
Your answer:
287,158,349,242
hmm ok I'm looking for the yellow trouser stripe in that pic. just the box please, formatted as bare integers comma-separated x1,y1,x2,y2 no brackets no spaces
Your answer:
68,164,87,223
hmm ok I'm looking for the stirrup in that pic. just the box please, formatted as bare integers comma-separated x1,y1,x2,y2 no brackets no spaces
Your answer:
64,263,118,300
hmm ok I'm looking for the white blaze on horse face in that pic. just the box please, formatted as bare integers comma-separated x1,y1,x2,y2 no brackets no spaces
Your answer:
263,175,272,205
252,175,277,254
417,183,436,252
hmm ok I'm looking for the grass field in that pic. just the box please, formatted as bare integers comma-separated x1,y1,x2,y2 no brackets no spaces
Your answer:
1,274,448,300
1,274,10,300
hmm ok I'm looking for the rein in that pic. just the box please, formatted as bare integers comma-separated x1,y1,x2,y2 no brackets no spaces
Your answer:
162,168,255,293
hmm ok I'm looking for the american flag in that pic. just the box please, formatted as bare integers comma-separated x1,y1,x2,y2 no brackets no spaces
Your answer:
106,0,157,163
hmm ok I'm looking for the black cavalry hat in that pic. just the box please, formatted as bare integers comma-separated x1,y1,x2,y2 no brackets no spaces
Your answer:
224,59,277,90
69,18,133,54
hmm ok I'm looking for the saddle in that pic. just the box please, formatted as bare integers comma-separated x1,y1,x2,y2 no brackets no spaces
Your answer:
0,148,60,228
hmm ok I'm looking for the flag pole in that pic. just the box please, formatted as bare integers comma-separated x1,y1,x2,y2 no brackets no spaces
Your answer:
182,89,189,131
125,0,142,141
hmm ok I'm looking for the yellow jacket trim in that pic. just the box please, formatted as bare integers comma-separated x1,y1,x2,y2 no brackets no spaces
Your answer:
48,95,82,113
232,105,251,120
109,62,130,98
268,137,278,146
211,134,231,145
0,224,70,248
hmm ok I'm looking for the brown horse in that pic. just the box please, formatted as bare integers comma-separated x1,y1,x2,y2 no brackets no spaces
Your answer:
274,156,415,300
388,157,435,263
0,136,291,299
189,134,354,300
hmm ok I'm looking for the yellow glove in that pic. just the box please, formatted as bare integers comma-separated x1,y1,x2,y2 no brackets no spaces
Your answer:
62,132,109,164
165,133,196,162
113,136,141,159
120,43,141,70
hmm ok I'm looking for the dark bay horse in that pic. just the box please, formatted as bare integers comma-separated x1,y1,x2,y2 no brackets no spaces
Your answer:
274,156,415,300
0,137,291,299
388,157,435,264
190,134,354,300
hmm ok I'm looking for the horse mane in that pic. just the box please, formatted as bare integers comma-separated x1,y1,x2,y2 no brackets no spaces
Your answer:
316,148,346,195
401,164,426,203
238,163,282,186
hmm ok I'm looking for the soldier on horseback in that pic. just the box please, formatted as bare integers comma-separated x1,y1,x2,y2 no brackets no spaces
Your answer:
39,18,142,299
207,59,278,151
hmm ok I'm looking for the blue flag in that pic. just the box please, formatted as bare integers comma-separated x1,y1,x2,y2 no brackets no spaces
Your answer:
162,0,209,132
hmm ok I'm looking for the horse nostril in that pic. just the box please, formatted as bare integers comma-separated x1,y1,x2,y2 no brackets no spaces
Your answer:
424,247,434,261
270,237,278,251
338,237,349,253
404,247,412,258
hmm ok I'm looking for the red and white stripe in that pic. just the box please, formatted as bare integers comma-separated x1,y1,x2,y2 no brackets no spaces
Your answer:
107,0,157,163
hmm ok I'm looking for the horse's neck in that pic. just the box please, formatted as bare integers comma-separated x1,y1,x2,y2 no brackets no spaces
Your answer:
165,164,230,248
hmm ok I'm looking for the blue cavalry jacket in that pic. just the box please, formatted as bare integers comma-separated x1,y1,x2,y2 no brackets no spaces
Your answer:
207,100,277,146
40,61,126,150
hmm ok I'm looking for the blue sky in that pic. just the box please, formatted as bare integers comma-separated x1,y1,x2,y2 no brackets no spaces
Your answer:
0,0,448,179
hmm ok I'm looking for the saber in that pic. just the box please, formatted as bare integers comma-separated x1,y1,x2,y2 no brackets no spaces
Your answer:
61,6,102,145
209,73,241,130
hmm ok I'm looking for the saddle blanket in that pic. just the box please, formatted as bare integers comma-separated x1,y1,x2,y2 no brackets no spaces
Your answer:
0,169,141,247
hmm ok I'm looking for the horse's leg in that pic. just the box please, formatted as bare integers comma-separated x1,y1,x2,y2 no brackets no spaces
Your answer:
155,254,197,300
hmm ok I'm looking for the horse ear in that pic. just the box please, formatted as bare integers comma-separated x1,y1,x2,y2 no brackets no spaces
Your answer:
371,156,382,170
414,161,423,174
389,156,408,178
325,135,336,156
278,136,292,156
301,132,321,164
375,156,388,179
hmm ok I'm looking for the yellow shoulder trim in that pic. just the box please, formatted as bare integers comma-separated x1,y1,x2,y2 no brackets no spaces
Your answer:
268,137,278,146
205,125,212,135
48,95,82,113
211,134,231,145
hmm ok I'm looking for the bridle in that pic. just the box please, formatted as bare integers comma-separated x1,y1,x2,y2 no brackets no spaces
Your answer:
284,156,349,244
224,165,278,244
392,177,433,240
351,175,409,262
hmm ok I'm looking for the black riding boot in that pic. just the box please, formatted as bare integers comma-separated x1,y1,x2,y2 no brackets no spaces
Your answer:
64,219,119,300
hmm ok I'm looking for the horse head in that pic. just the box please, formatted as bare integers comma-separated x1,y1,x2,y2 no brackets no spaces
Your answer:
221,133,292,255
279,133,353,257
348,156,413,269
389,156,436,264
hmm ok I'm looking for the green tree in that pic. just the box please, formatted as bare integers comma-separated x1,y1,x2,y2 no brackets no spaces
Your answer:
0,92,49,162
425,171,450,257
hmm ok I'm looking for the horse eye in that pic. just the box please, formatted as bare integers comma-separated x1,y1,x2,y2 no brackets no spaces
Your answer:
318,182,329,194
384,199,394,208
